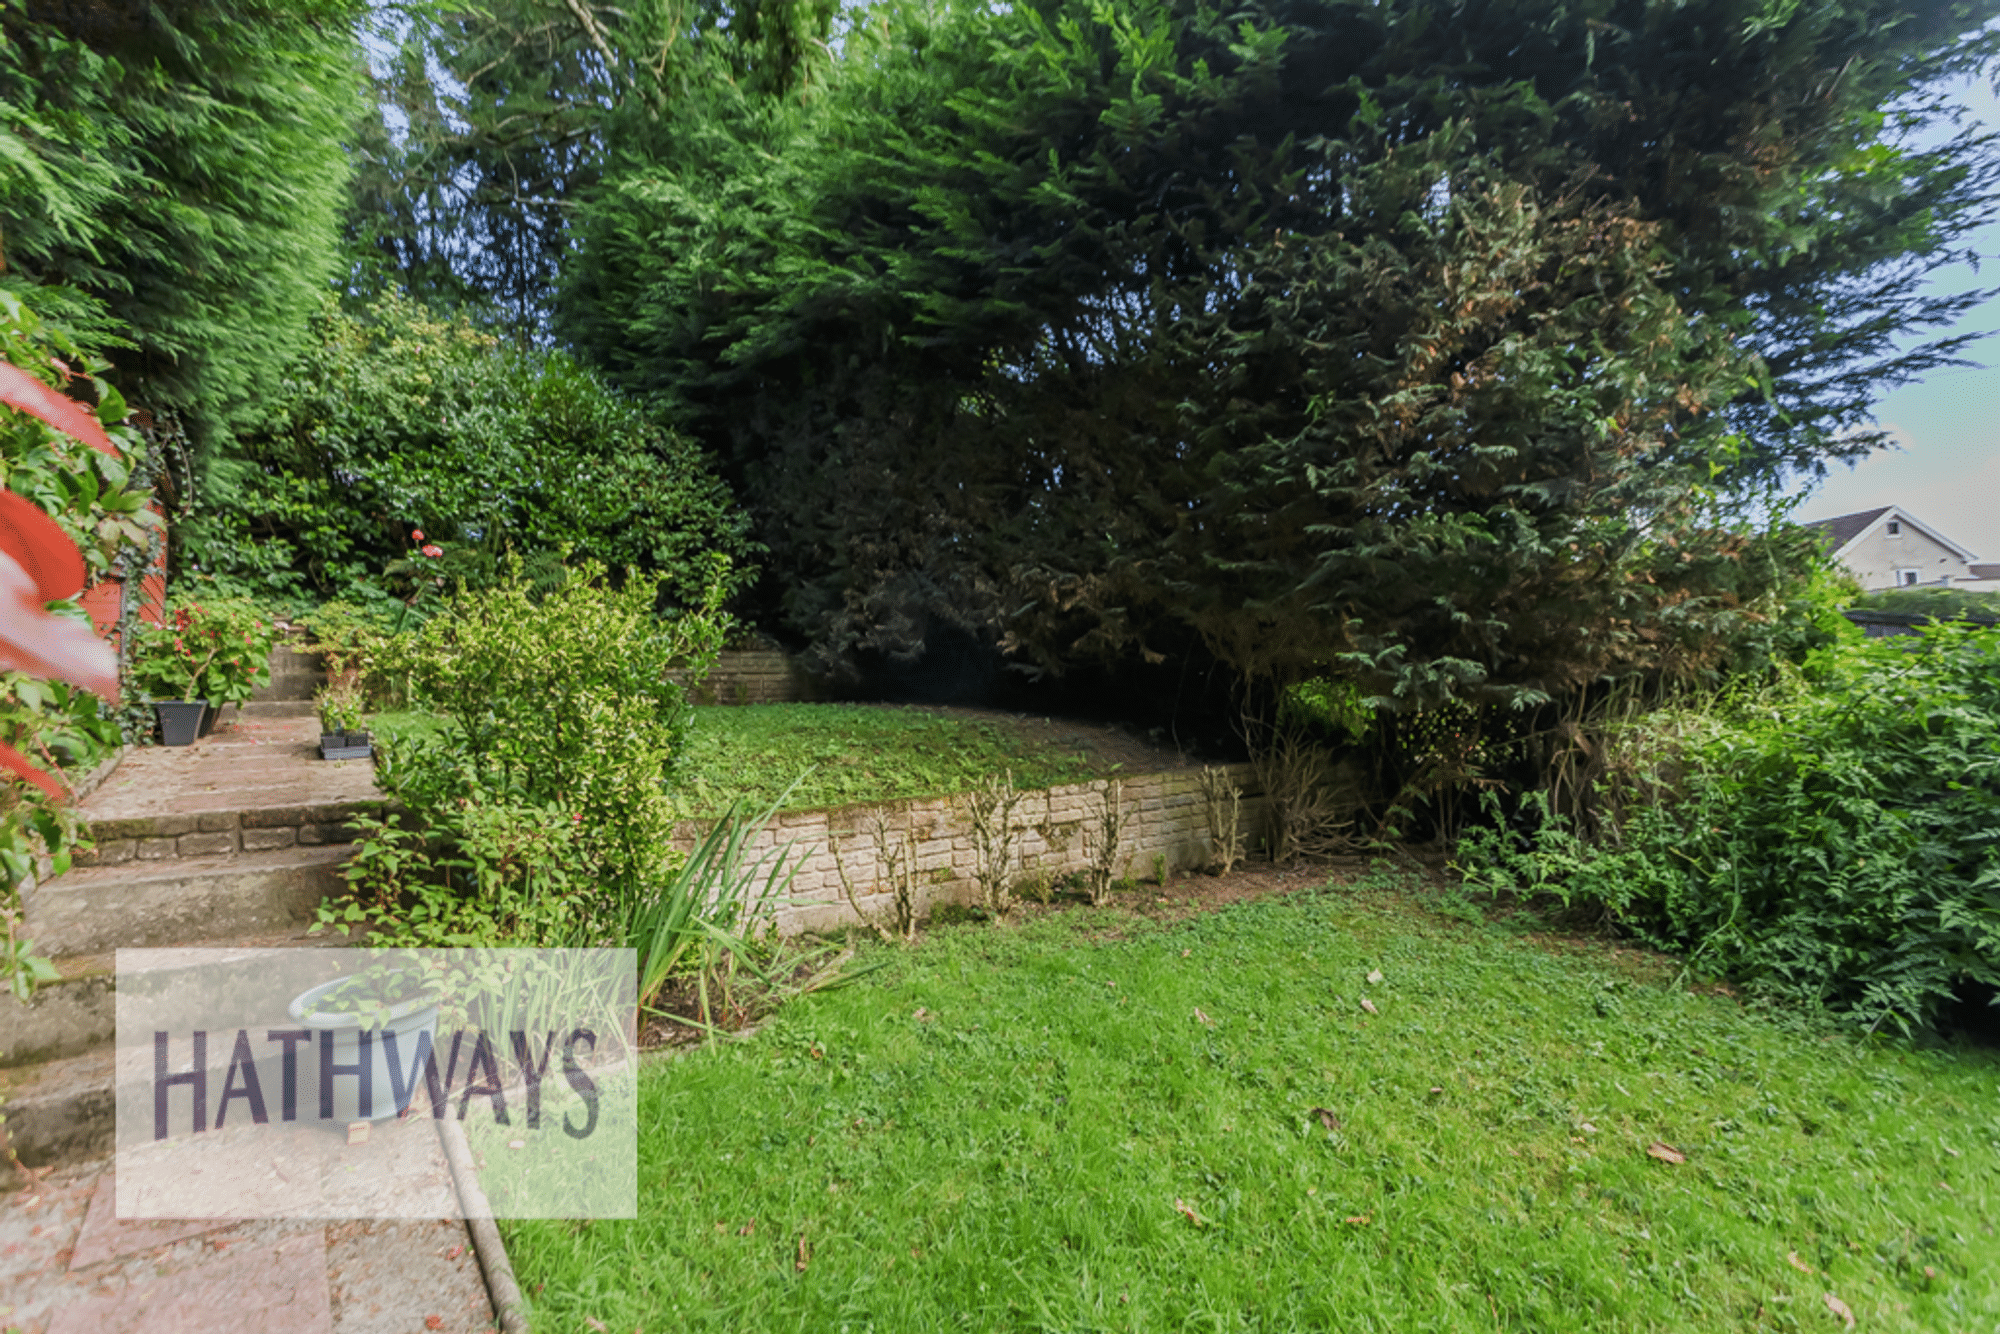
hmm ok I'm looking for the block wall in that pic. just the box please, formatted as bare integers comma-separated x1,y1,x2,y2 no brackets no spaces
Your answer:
671,763,1266,937
674,651,808,706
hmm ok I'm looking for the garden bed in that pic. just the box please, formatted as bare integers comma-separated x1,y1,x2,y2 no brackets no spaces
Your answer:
503,869,2000,1332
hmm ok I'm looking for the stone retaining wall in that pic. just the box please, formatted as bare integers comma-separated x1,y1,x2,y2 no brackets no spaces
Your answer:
674,650,808,706
675,763,1265,936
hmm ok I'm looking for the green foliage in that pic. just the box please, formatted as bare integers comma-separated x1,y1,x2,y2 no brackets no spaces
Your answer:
1849,585,2000,622
0,292,152,998
127,596,276,707
1459,625,2000,1033
346,564,736,948
0,0,364,445
183,295,761,608
345,0,840,327
566,0,1995,703
500,888,2000,1331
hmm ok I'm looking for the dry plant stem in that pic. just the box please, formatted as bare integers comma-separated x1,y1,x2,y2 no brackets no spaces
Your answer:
830,828,897,944
1247,715,1355,862
830,810,922,943
1198,766,1243,874
967,770,1022,920
1087,778,1127,905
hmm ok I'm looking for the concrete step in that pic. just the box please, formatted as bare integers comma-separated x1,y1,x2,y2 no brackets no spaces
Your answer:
21,844,358,956
0,1047,115,1171
250,645,325,703
0,942,383,1178
240,699,319,718
80,799,384,867
0,933,354,1069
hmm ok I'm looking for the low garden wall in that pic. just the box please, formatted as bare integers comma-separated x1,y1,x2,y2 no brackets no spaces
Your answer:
674,762,1266,936
675,650,809,705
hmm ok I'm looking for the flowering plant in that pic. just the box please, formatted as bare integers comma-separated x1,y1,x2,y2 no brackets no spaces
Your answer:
129,597,277,706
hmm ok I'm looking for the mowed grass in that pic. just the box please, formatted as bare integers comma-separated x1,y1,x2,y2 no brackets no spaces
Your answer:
501,878,2000,1333
376,703,1101,816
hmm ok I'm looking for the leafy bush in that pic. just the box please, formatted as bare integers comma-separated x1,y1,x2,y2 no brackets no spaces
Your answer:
0,294,153,997
1458,624,2000,1032
1848,585,2000,622
181,294,761,609
326,557,731,949
127,596,277,708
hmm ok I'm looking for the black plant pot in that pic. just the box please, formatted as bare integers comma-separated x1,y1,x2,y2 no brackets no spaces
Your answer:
154,701,206,747
196,699,220,737
319,731,373,761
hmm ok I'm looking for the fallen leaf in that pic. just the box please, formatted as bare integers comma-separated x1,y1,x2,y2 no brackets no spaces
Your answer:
1645,1141,1685,1164
1194,1007,1215,1027
1174,1198,1203,1225
1786,1251,1815,1275
586,1320,608,1333
912,1007,930,1021
795,1235,811,1272
1579,1122,1597,1135
1181,949,1191,957
1310,1107,1341,1132
445,1243,465,1262
1923,1265,1937,1279
507,1140,525,1150
737,1219,756,1236
1344,1213,1372,1226
1824,1293,1855,1329
1367,970,1384,984
1360,997,1379,1015
425,1318,444,1331
1429,1086,1443,1095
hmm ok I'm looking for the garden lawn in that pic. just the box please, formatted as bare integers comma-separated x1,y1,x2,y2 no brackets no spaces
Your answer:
374,703,1101,815
501,877,2000,1333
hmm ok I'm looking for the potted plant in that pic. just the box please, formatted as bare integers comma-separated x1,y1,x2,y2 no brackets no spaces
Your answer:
185,597,279,736
316,682,372,760
128,598,280,744
128,613,214,746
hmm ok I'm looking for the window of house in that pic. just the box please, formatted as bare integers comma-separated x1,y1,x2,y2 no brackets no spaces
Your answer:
1897,569,1921,586
1887,520,1902,535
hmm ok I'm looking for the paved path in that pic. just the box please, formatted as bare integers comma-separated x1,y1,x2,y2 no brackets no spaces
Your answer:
1,707,502,1334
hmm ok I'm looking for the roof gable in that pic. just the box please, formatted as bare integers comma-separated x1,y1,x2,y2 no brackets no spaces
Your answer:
1803,505,1980,563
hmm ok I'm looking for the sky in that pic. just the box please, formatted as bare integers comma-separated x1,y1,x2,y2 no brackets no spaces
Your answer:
1792,74,2000,561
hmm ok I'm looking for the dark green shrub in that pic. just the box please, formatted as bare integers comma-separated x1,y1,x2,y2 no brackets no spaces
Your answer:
182,294,761,608
1460,624,2000,1032
1849,586,2000,622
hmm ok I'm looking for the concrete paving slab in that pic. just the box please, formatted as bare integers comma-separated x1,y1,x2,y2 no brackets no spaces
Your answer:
45,1229,330,1334
85,717,380,826
0,1159,496,1334
67,1173,232,1269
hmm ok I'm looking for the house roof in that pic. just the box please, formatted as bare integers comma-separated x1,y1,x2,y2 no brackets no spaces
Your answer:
1804,506,1893,552
1802,505,1981,563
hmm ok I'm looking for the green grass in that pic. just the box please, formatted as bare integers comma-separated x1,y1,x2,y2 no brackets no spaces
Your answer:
500,878,2000,1333
373,703,1102,816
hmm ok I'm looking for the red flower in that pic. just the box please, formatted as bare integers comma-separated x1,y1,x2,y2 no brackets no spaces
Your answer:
411,528,425,541
421,544,443,558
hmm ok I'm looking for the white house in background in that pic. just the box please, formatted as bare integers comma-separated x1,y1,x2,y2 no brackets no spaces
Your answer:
1804,505,2000,592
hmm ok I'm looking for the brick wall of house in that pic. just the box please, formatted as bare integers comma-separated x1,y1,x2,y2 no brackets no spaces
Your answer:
671,762,1266,936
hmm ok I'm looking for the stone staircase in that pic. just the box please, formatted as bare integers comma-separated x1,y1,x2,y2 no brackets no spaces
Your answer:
0,644,387,1176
